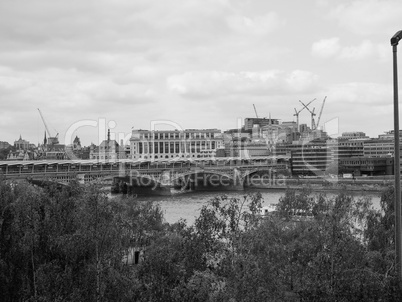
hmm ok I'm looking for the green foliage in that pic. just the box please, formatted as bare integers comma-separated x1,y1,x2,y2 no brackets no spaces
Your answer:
0,146,14,160
1,180,401,301
273,187,402,301
0,180,164,302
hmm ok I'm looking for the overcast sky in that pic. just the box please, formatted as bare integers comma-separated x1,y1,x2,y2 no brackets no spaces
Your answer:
0,0,401,146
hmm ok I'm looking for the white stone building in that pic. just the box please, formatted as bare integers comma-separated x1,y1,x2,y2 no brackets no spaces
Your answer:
129,129,223,160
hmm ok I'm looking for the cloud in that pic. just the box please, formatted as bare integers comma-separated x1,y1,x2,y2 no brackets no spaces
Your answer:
226,12,285,35
312,38,386,61
167,70,319,98
329,0,402,35
311,37,341,58
339,40,375,60
328,82,392,106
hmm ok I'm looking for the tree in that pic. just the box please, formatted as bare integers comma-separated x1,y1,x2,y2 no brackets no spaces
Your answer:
0,180,166,302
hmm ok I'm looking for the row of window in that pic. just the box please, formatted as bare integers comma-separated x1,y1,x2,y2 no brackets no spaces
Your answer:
99,146,115,150
140,132,216,140
92,155,119,159
341,160,390,165
138,154,214,159
137,141,217,154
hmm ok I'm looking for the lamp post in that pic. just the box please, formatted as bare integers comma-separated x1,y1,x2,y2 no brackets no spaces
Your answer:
391,30,402,287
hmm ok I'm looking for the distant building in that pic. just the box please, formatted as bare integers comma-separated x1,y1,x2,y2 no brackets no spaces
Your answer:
339,157,393,176
14,135,30,150
262,122,299,145
225,136,270,158
241,140,270,158
340,132,369,140
378,130,402,140
72,136,82,151
244,117,279,131
299,124,309,133
90,130,126,161
272,140,331,176
129,128,223,160
327,137,368,162
65,136,90,160
7,149,32,161
300,129,329,142
363,139,396,157
290,141,331,176
357,130,402,158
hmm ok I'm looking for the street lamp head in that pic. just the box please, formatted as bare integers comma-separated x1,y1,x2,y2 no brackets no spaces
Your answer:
391,30,402,46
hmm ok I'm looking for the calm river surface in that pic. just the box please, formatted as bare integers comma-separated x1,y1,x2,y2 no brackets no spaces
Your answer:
133,188,382,225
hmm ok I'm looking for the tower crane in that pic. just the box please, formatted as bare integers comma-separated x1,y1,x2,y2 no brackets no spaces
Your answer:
253,104,259,118
299,100,317,130
294,98,315,130
316,96,327,129
37,108,59,145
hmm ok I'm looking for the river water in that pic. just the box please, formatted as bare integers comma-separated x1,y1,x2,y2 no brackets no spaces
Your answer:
133,188,382,225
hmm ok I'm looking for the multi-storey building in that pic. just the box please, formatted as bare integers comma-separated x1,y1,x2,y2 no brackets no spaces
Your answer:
129,129,223,160
378,130,402,140
228,138,270,158
244,117,279,131
339,157,393,176
7,150,31,161
359,130,402,158
90,130,125,160
363,139,396,157
340,132,369,140
327,138,367,162
270,140,330,176
262,122,299,145
14,135,30,150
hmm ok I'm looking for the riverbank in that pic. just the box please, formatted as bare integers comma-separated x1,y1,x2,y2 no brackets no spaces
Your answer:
248,183,386,194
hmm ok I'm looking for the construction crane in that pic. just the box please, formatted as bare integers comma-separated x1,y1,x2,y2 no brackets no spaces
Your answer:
253,104,259,118
299,100,317,130
37,108,59,145
294,98,315,130
316,96,327,129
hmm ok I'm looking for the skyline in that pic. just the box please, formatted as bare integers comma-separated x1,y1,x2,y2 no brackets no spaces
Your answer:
0,0,401,145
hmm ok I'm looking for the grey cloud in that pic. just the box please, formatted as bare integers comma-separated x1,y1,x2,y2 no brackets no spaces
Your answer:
167,70,320,98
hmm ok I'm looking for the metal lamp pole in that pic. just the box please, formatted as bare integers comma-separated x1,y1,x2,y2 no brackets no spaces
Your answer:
391,30,402,287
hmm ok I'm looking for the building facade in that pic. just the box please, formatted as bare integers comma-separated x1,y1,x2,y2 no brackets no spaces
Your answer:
90,141,125,161
363,139,396,157
129,129,223,160
244,117,279,131
339,157,393,176
262,123,299,145
327,138,366,162
272,140,331,176
340,132,369,140
90,130,125,160
14,135,30,150
290,145,331,176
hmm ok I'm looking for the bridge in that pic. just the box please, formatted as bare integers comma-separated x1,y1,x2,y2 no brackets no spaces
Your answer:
0,156,290,195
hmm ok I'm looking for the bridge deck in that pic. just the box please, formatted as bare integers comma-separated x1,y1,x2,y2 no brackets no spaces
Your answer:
0,158,289,180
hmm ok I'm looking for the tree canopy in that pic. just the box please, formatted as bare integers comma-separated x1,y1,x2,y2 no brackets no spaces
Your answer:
0,180,401,301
